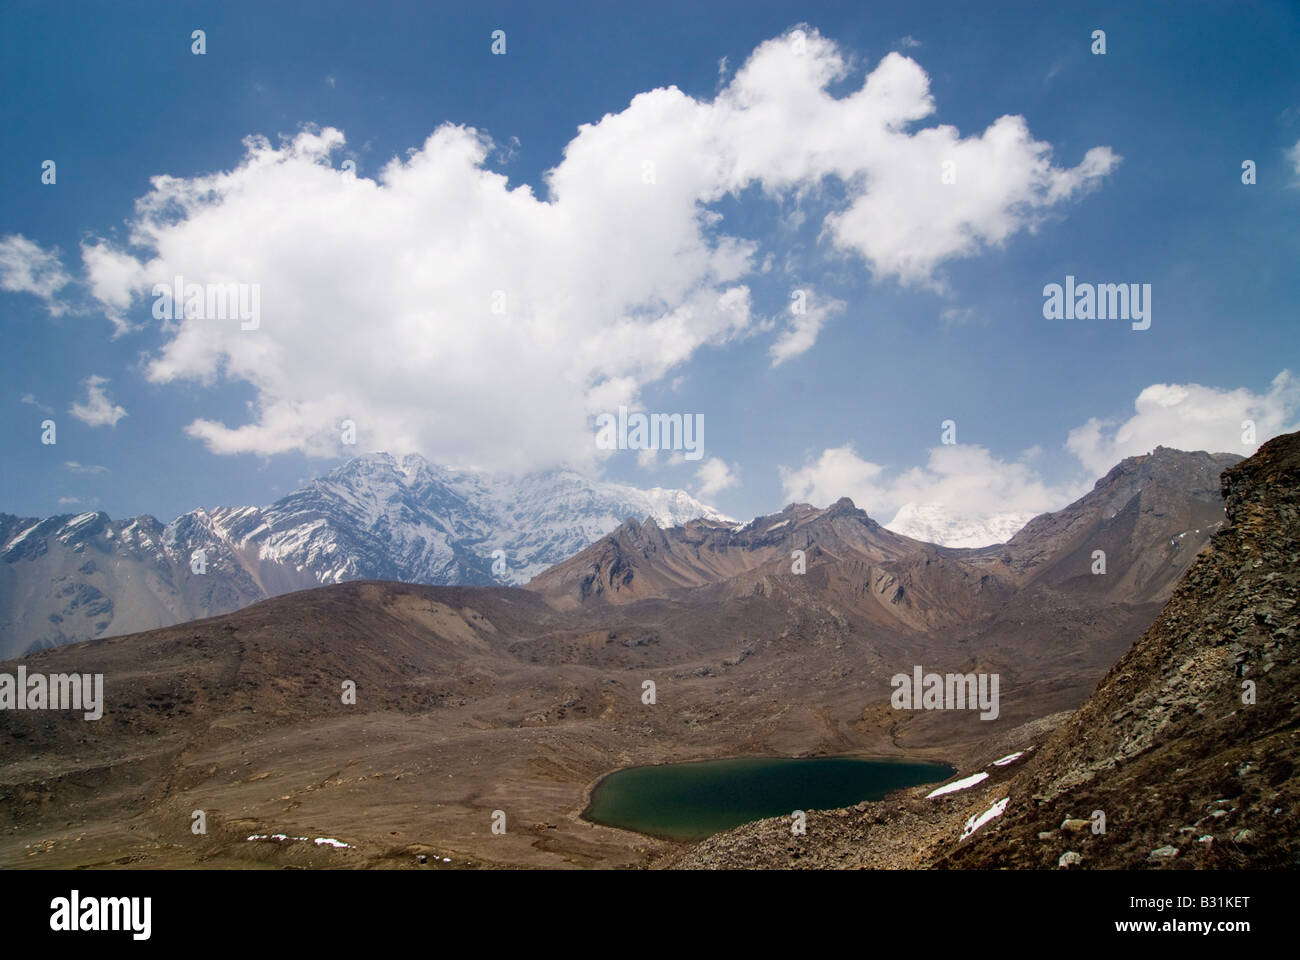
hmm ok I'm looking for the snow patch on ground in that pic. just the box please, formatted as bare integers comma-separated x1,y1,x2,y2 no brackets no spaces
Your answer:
926,771,989,797
960,797,1009,840
313,837,352,848
247,833,352,849
991,752,1024,767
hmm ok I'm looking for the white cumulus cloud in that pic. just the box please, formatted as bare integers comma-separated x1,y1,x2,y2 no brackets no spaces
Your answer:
69,375,127,428
769,291,843,365
780,442,1079,546
695,457,739,497
77,28,1116,473
0,235,71,314
1067,370,1300,474
779,444,887,508
781,372,1299,547
21,393,54,415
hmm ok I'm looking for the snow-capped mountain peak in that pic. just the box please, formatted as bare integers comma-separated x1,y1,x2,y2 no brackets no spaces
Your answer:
0,454,731,656
885,502,1036,549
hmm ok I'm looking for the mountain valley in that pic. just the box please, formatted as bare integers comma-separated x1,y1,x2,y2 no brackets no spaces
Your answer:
2,442,1288,871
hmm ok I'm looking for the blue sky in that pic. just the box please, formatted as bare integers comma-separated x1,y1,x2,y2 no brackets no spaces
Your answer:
2,0,1298,542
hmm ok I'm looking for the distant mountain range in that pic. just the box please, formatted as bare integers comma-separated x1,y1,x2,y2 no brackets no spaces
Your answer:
531,446,1241,623
0,445,1242,660
0,452,727,658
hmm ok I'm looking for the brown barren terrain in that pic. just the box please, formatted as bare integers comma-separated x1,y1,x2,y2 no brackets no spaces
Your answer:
1,445,1267,870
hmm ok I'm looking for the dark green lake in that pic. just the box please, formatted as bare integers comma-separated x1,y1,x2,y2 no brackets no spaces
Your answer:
583,756,955,841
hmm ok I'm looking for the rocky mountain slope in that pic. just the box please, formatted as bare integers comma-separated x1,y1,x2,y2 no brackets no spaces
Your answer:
672,432,1297,869
0,453,726,657
531,447,1239,624
525,446,1243,751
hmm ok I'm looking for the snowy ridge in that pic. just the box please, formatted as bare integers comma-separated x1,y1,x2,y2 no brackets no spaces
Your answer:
211,453,734,586
0,453,730,654
886,502,1035,549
